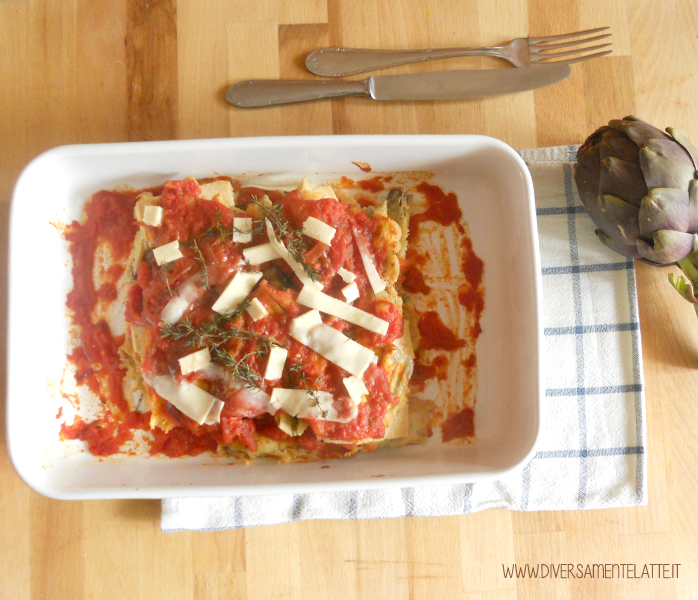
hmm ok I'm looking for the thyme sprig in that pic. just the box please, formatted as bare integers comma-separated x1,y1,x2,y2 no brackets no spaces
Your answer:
289,360,322,388
160,304,284,353
185,238,210,289
248,197,320,283
307,389,328,419
211,348,264,390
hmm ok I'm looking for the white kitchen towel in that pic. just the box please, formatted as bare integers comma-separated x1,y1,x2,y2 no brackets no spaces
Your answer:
161,146,647,532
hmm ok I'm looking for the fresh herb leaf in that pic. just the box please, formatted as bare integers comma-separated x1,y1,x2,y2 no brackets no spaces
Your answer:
185,238,210,289
211,348,264,390
307,389,328,419
249,197,320,283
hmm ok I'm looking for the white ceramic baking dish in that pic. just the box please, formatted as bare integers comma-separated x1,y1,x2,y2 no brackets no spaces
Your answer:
7,135,542,499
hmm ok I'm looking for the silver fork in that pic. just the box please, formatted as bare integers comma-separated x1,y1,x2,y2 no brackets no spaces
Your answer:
305,27,612,77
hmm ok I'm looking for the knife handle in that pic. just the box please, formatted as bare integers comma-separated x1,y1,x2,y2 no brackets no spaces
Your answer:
226,79,370,108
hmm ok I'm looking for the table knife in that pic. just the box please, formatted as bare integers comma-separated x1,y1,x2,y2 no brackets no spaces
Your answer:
225,63,571,108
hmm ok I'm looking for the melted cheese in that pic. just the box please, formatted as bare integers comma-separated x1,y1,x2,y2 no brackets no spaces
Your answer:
211,271,263,314
142,205,163,227
353,226,386,294
243,242,280,265
179,348,211,375
264,346,288,380
246,297,268,321
289,310,374,378
302,216,336,245
270,388,356,422
296,285,389,335
233,217,253,243
204,399,225,425
343,375,368,404
144,374,219,425
161,277,202,325
153,241,183,266
199,180,234,206
341,282,360,303
338,267,356,283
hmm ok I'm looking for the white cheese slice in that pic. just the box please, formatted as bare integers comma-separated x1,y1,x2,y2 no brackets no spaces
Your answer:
265,220,323,290
352,227,386,295
260,194,273,209
296,285,389,335
338,267,356,283
289,310,374,378
161,277,202,325
270,388,352,422
179,348,211,375
212,271,263,315
199,180,234,207
300,177,338,201
142,205,163,227
393,319,415,359
343,375,368,404
302,216,336,245
264,346,288,380
233,217,253,243
143,374,219,425
204,399,225,425
153,241,183,266
246,297,268,321
370,354,379,365
243,242,281,265
341,282,360,303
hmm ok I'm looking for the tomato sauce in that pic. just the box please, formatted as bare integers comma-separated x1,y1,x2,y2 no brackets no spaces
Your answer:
402,266,431,294
408,181,463,243
417,311,466,350
310,365,397,441
441,408,475,442
357,177,385,193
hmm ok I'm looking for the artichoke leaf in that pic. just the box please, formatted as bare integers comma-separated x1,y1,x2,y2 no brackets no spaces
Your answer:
577,133,603,173
666,127,698,169
636,230,696,265
638,188,690,236
639,138,696,190
599,157,647,206
599,133,640,164
595,229,641,259
689,179,698,230
594,194,641,244
614,116,669,145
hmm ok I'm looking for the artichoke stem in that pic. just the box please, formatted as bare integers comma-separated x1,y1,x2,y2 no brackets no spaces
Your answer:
670,256,698,309
677,255,698,283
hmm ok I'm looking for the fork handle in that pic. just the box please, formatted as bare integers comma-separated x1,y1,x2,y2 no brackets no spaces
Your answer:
305,47,505,77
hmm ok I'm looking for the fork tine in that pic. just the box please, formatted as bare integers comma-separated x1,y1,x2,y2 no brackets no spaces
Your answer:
533,43,612,60
531,49,613,66
530,33,611,51
528,26,610,44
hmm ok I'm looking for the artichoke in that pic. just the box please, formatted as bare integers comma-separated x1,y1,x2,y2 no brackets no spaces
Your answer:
574,116,698,309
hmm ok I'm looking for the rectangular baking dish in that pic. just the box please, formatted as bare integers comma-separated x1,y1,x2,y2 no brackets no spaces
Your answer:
7,135,542,499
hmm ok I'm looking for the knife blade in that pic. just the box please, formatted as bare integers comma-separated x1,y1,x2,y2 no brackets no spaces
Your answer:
225,63,571,108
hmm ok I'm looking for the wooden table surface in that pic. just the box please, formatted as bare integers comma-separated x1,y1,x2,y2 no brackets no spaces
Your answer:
2,1,698,599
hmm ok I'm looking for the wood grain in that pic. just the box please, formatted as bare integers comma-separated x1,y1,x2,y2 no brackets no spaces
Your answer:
127,0,178,141
1,0,698,598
